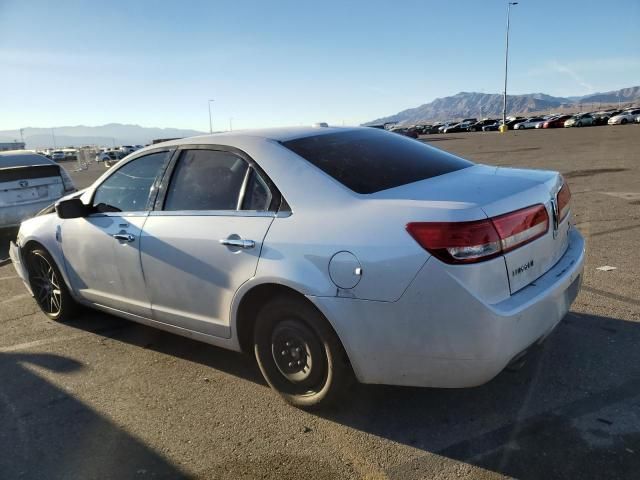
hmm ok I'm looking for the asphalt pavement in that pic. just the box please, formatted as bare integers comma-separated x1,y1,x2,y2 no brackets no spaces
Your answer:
1,125,639,479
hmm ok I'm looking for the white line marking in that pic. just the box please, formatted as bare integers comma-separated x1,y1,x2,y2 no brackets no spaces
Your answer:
0,334,84,353
0,293,31,304
0,275,19,281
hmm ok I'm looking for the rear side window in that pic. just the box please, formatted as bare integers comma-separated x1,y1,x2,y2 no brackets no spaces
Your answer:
281,129,472,194
164,150,248,211
242,171,272,211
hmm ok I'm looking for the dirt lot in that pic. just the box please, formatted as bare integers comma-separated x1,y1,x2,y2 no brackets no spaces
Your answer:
1,125,639,479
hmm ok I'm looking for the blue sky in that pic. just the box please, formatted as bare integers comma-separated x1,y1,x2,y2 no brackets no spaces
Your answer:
1,0,638,132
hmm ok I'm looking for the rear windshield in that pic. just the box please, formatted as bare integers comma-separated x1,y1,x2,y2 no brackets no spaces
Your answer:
281,129,473,194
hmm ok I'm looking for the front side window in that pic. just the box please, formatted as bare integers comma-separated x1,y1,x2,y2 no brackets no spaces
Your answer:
92,151,168,212
164,150,249,211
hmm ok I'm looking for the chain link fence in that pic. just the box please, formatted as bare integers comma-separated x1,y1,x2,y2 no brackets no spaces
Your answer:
75,147,97,171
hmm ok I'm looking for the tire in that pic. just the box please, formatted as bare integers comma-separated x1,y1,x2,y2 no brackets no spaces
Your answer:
576,122,582,127
621,118,628,125
254,295,354,409
25,248,79,321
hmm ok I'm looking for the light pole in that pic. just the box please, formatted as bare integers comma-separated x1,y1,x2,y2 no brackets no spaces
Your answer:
51,128,56,148
208,99,215,133
501,1,518,132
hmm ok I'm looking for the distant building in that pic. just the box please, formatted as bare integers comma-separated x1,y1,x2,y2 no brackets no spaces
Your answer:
0,141,26,151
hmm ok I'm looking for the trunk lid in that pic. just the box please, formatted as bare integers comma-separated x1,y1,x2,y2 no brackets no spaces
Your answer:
0,164,65,207
373,164,569,294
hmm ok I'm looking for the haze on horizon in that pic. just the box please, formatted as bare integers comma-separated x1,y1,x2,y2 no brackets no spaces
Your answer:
1,0,638,132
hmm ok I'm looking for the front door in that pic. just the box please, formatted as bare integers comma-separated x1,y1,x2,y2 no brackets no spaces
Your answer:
61,151,171,317
139,148,276,338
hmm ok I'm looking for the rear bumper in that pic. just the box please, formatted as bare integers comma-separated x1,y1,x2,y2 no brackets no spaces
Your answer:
0,201,54,229
9,241,33,296
309,228,585,388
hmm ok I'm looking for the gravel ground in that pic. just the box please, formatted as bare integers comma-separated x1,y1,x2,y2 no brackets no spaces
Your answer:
1,125,639,479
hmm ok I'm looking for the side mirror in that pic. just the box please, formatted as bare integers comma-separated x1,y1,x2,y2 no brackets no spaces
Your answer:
56,198,90,219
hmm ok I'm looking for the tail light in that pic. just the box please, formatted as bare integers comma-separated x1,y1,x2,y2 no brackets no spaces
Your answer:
556,181,571,222
407,204,549,264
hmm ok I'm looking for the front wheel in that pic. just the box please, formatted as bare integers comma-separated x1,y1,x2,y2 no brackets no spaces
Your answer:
26,248,78,321
621,118,628,125
254,295,354,409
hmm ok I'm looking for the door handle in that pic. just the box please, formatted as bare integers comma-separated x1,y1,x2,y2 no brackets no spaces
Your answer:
113,233,135,242
219,238,255,249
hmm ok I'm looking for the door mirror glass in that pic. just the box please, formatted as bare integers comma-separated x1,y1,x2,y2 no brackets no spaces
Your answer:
56,198,89,219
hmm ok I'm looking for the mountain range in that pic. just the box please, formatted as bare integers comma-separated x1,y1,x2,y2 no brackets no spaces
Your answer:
0,124,206,149
365,86,640,126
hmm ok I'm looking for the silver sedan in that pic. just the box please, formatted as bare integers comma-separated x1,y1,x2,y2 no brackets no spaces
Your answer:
10,126,584,409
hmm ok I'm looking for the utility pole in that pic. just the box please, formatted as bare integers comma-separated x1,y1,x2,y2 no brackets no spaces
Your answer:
208,99,215,133
501,2,518,132
229,117,233,131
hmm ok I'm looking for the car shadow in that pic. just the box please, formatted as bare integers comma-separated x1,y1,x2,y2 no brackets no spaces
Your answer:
320,311,640,479
60,308,640,479
0,351,191,479
0,227,18,262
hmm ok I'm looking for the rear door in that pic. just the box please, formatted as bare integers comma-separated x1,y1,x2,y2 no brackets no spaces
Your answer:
140,147,277,338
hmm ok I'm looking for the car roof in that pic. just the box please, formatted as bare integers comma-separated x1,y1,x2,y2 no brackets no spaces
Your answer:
155,126,357,148
0,151,56,168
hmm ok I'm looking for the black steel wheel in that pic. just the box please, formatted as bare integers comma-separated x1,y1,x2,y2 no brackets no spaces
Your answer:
26,248,78,321
254,295,354,410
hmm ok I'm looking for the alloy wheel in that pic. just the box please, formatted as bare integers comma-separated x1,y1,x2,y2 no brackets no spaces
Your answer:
29,252,62,315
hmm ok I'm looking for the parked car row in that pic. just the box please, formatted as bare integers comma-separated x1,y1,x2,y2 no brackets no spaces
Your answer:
38,149,78,161
389,106,640,137
95,145,144,162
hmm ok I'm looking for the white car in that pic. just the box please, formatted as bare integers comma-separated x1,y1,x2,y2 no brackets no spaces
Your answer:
1,151,76,228
50,150,66,161
608,109,640,125
9,127,584,409
514,117,545,130
119,145,136,155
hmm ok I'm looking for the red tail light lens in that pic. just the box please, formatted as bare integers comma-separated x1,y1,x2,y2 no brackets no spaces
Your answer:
492,205,549,253
407,204,549,264
556,182,571,222
406,220,501,263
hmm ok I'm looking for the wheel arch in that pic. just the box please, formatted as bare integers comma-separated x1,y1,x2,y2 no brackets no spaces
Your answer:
233,282,352,368
21,238,77,300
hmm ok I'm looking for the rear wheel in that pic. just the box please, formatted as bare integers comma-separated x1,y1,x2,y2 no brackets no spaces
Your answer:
26,248,78,321
254,295,354,409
